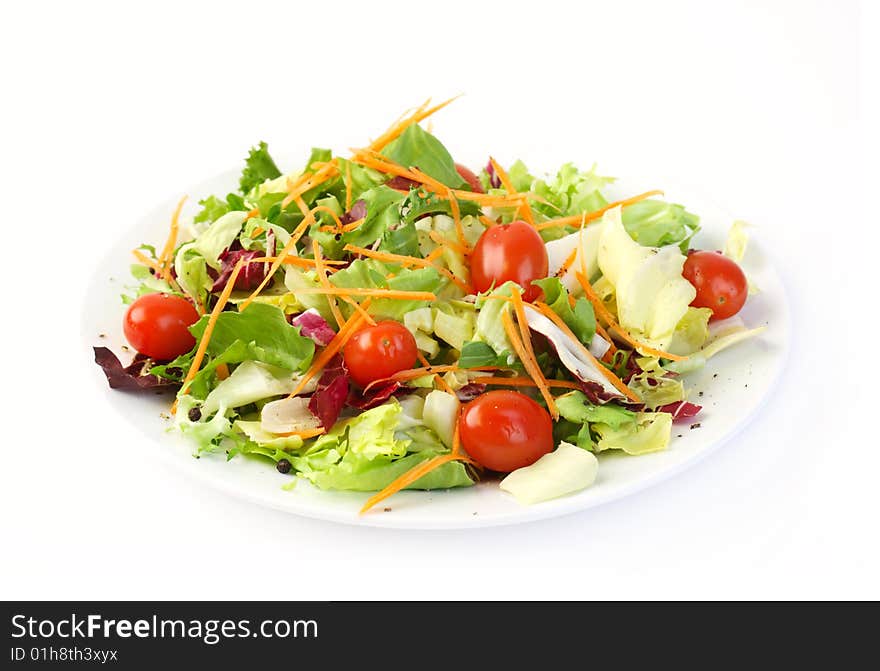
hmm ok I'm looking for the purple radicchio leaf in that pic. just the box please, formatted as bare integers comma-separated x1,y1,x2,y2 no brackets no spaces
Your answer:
340,199,367,225
485,159,501,189
456,383,486,402
349,379,402,410
307,355,350,429
93,347,179,392
210,248,270,293
656,401,702,422
290,309,337,346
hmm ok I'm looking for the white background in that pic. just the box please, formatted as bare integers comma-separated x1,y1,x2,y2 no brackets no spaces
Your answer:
1,0,875,599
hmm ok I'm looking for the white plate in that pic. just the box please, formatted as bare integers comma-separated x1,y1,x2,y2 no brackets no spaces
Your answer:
82,163,790,529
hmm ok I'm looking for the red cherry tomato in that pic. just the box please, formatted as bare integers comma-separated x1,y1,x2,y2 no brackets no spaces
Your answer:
470,220,548,302
123,293,200,361
682,250,748,321
343,321,419,388
460,390,554,472
455,163,484,193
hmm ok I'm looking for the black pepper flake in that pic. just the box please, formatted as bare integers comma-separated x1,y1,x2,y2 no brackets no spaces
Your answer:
276,459,292,474
677,434,683,438
713,373,718,378
98,333,106,338
188,406,202,422
121,345,130,351
698,391,704,397
334,234,342,241
690,423,702,430
383,507,392,512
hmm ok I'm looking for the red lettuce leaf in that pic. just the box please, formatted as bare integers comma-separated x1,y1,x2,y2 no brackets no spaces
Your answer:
340,199,367,225
656,401,702,422
348,380,402,410
290,309,336,346
210,248,270,293
456,383,486,402
308,355,350,428
93,347,179,392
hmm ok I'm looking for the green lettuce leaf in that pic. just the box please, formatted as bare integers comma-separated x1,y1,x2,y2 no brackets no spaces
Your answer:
555,391,636,429
500,442,598,504
621,199,700,251
472,281,518,357
201,360,305,415
381,124,466,189
329,259,443,321
189,302,315,372
532,277,596,345
593,412,672,455
240,141,282,194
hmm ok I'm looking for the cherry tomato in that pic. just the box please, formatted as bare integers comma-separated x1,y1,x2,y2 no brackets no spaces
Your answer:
343,321,419,388
123,293,200,361
460,390,554,472
455,163,484,193
470,220,548,302
682,250,748,321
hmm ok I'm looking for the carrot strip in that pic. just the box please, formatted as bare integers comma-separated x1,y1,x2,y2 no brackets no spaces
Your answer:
501,310,558,419
215,363,230,380
131,249,162,273
428,230,470,256
312,240,345,328
343,243,470,293
416,351,455,395
535,190,664,231
360,453,470,514
291,287,438,300
556,248,579,278
424,246,446,264
245,207,261,220
593,321,617,362
489,157,535,226
281,160,339,209
367,95,461,153
451,411,462,456
510,291,558,418
532,302,640,402
475,376,583,390
158,195,187,282
275,427,326,439
238,210,317,311
446,190,469,251
287,303,371,399
177,258,247,404
345,161,353,212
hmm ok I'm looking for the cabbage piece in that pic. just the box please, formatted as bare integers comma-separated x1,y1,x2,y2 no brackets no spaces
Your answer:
544,224,603,292
201,361,307,415
260,397,321,434
235,420,305,452
522,304,619,396
627,357,687,408
666,325,767,375
422,390,460,448
593,412,672,455
666,307,713,356
555,391,636,429
174,395,233,452
620,199,700,250
192,211,248,269
414,213,486,285
500,442,599,504
472,282,518,357
597,207,696,349
308,400,409,460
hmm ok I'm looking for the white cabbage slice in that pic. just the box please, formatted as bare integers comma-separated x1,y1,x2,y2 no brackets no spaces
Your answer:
500,442,599,504
597,207,696,349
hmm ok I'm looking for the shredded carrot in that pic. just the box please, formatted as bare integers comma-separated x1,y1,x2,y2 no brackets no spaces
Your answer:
479,215,499,228
291,286,438,301
288,303,371,399
131,249,162,273
157,195,187,282
367,95,461,153
343,243,470,293
451,410,462,456
176,258,248,406
344,161,353,212
416,351,455,395
215,363,230,381
424,246,446,264
501,310,558,418
446,190,468,250
593,321,617,362
281,160,339,209
238,210,317,311
245,207,260,220
428,230,470,256
489,157,535,226
476,376,583,390
360,452,472,514
556,248,580,279
535,190,664,231
532,301,640,402
509,291,558,418
573,271,686,362
275,427,326,440
250,226,265,238
312,240,345,329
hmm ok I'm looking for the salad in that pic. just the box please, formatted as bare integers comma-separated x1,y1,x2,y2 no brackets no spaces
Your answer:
94,98,765,513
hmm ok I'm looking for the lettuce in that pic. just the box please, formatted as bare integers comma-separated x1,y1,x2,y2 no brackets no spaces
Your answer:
505,161,612,220
667,307,713,356
544,224,603,292
191,211,248,269
189,302,315,373
329,259,444,321
532,277,596,345
555,391,636,429
471,281,518,357
593,412,672,455
621,199,700,251
666,324,767,375
239,141,282,194
234,420,305,452
500,442,599,504
597,207,696,349
627,357,686,408
201,360,304,415
381,124,466,189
